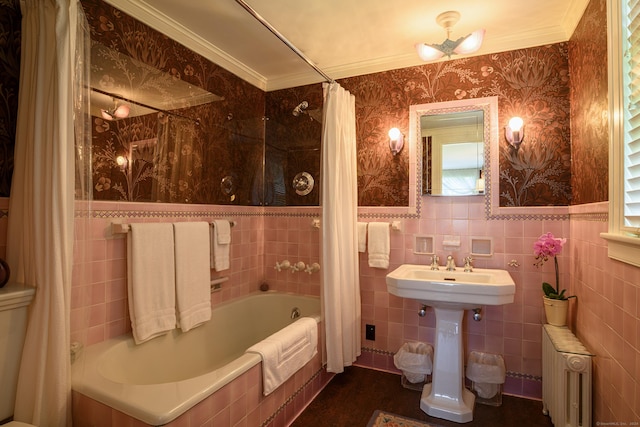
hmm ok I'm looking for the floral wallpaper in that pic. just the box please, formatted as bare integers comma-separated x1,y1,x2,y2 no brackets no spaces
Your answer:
0,0,20,197
83,0,265,205
341,44,572,207
0,0,609,208
569,0,608,204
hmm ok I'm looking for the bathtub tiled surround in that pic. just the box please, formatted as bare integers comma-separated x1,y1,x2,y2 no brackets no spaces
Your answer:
72,351,333,427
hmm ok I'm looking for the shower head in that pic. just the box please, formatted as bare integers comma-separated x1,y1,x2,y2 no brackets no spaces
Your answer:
292,101,309,117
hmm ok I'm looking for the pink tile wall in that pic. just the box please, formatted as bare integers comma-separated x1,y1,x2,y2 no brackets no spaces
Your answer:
12,195,640,417
570,203,640,423
358,196,570,399
262,210,321,297
70,201,266,346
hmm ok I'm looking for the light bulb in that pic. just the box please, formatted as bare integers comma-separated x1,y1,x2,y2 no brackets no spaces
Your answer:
508,116,524,132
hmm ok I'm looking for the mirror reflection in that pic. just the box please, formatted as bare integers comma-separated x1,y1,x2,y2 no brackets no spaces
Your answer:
421,110,485,196
88,31,324,207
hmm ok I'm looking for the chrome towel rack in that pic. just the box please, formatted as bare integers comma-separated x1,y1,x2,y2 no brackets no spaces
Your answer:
111,220,236,235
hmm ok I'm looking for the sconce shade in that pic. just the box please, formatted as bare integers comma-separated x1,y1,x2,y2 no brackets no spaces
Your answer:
101,102,130,121
388,127,404,156
116,155,128,170
505,116,524,149
416,11,485,62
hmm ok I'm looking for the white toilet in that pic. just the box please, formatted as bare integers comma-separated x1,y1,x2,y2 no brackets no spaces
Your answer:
0,282,36,426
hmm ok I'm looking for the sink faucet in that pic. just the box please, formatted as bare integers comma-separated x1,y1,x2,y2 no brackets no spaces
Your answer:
445,255,456,271
463,256,473,272
430,255,440,270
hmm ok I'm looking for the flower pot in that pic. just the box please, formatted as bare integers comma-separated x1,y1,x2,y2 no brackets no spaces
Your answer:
543,296,568,326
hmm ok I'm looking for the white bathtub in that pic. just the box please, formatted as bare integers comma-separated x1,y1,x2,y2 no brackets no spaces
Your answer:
72,292,320,425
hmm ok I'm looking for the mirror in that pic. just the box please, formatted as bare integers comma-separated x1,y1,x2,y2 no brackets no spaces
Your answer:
421,110,485,196
410,96,498,208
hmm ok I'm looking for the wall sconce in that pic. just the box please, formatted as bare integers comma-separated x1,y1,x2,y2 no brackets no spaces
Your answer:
388,127,404,156
101,98,130,121
115,155,128,170
505,116,524,149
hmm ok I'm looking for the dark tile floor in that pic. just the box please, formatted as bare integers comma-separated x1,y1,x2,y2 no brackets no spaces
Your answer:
291,366,553,427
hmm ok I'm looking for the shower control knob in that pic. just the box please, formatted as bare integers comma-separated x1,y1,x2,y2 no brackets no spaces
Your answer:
291,261,306,273
275,260,291,272
305,262,320,274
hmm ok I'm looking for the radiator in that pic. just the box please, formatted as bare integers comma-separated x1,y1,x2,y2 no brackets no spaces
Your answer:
542,325,593,427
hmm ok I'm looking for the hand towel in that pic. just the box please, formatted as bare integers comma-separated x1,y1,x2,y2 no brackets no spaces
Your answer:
357,222,368,253
367,222,390,269
210,220,231,271
127,223,176,344
246,317,318,396
173,222,211,332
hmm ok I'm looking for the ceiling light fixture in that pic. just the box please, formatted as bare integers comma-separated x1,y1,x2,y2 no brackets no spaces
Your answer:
101,98,130,121
415,11,485,62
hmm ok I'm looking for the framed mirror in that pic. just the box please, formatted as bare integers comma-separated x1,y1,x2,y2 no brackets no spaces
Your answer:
410,96,498,210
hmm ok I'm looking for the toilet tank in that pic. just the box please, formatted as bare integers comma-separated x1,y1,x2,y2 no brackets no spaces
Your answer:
0,283,35,421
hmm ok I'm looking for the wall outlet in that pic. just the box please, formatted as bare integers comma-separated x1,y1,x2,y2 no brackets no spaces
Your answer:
365,324,375,341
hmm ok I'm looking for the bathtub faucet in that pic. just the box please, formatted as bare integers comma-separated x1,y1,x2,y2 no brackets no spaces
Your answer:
291,307,300,319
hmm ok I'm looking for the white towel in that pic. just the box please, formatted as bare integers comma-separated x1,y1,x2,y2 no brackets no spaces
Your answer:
367,222,390,269
173,222,211,332
210,220,231,271
357,222,368,253
246,317,318,396
127,223,176,344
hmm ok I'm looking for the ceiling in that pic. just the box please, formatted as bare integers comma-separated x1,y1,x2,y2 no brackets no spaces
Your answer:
103,0,590,92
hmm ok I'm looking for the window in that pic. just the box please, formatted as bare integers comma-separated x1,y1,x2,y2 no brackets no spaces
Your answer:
602,0,640,267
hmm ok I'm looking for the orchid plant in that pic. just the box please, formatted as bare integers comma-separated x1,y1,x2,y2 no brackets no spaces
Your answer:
533,232,574,300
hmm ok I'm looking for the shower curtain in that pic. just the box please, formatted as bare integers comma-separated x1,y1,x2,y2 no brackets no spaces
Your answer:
321,82,361,373
6,0,86,424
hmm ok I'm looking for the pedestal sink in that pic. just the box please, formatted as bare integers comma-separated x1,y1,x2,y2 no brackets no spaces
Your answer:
386,264,515,423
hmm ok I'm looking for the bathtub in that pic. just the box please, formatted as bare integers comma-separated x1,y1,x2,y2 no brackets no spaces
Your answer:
72,292,321,425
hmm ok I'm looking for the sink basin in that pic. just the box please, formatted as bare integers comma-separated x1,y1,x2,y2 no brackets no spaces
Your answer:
386,264,515,423
386,264,515,307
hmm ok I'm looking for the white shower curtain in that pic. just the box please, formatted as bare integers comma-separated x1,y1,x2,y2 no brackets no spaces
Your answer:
6,0,81,424
321,82,361,373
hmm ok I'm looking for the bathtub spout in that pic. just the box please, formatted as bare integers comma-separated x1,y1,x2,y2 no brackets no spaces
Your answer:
291,307,300,319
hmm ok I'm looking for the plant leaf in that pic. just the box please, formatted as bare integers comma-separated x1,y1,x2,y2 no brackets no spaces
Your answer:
542,282,556,296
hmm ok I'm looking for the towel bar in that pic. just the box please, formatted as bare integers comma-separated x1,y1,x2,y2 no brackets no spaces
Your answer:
310,219,401,231
112,220,236,235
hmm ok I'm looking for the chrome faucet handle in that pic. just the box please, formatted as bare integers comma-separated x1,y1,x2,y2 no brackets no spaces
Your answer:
430,255,440,270
463,256,474,272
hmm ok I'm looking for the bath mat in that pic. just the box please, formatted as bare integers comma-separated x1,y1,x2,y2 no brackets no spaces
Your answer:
366,410,437,427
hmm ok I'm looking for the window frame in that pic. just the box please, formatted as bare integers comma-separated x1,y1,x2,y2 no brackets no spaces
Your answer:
601,0,640,267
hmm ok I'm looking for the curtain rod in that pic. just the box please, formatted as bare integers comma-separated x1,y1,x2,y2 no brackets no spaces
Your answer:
233,0,335,84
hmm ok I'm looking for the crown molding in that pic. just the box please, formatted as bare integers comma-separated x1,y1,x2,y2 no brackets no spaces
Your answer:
562,0,591,39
